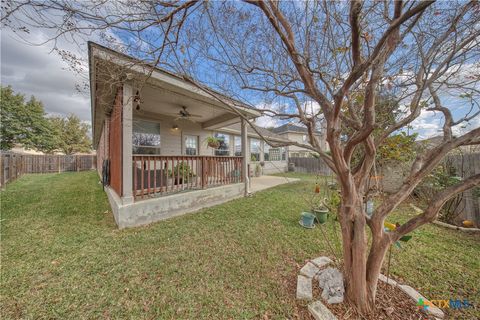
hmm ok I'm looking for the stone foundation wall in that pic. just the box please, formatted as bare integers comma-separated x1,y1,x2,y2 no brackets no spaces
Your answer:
106,183,245,228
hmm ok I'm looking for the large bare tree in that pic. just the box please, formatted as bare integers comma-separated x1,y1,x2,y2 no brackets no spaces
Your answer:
3,0,479,314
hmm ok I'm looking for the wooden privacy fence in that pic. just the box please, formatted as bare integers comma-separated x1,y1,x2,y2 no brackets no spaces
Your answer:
445,153,480,224
0,153,96,187
289,157,333,176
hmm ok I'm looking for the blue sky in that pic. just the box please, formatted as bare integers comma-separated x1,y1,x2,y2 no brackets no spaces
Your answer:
1,2,478,140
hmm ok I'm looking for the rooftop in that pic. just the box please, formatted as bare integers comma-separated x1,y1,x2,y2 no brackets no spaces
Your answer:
271,123,322,135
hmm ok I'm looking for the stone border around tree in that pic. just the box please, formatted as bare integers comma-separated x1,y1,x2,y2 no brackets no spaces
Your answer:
297,256,445,320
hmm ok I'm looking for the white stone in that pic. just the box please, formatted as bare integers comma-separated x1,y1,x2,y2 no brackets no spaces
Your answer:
300,262,321,278
311,256,333,268
308,300,337,320
296,275,313,300
399,285,444,319
318,268,344,304
326,295,343,304
378,273,398,286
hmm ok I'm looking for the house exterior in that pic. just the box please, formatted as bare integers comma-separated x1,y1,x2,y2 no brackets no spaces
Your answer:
89,42,290,228
271,123,328,157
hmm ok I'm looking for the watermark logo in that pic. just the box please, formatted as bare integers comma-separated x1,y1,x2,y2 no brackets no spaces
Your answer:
417,298,473,310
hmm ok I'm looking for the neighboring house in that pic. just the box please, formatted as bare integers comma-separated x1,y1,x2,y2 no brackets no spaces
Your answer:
271,123,328,157
89,42,291,228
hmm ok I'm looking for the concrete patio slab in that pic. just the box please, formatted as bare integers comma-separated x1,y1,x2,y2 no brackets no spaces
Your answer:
250,175,300,193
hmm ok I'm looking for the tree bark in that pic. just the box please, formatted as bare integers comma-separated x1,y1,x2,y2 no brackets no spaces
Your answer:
339,196,372,313
340,207,393,313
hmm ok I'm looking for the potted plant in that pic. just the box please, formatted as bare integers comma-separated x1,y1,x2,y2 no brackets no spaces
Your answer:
206,136,220,149
173,162,195,185
300,212,316,228
255,163,262,177
313,203,329,224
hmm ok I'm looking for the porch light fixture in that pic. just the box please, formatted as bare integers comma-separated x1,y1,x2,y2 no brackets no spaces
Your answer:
172,124,179,130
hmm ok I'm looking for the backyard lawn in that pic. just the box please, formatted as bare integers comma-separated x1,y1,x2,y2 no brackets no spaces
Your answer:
1,171,479,319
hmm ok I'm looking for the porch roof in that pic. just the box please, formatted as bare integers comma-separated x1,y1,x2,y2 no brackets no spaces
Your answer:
88,42,261,148
219,123,290,144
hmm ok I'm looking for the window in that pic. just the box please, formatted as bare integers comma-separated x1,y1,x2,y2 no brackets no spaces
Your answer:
214,133,230,156
264,144,284,161
184,135,198,155
302,134,308,142
264,143,270,161
132,119,161,154
234,136,242,156
250,138,260,161
267,145,280,161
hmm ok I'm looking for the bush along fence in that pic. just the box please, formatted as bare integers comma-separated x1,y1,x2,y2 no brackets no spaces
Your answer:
0,152,97,187
380,152,480,226
289,157,333,176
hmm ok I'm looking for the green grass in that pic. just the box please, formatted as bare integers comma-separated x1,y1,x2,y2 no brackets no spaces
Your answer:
1,172,479,319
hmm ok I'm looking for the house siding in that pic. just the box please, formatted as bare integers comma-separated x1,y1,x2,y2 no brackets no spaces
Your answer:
131,114,287,175
133,114,241,156
283,132,328,156
96,118,110,176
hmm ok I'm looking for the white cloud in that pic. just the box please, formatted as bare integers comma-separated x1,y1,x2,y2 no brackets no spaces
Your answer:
1,29,91,123
253,102,285,128
254,115,281,128
452,115,480,136
409,108,480,140
302,100,321,116
408,109,443,139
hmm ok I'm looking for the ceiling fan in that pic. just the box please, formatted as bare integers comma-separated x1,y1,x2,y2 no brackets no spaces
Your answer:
168,106,203,122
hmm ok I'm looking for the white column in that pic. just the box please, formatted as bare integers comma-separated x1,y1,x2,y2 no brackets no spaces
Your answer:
122,81,134,204
241,118,250,196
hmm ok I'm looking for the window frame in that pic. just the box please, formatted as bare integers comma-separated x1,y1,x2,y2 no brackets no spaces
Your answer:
250,138,261,161
183,134,199,156
214,132,230,156
132,118,161,155
234,135,242,156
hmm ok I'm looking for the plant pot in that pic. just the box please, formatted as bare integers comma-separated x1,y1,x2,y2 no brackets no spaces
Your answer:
314,208,329,224
301,212,316,228
207,141,220,149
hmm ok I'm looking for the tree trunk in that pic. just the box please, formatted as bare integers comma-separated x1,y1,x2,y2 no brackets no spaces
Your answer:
339,197,392,314
339,197,371,314
366,233,391,305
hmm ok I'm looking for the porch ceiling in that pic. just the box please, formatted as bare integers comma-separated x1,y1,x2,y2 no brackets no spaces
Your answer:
137,84,242,129
89,42,261,147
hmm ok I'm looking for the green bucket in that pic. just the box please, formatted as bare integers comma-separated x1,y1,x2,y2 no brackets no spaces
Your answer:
314,209,329,224
301,212,316,228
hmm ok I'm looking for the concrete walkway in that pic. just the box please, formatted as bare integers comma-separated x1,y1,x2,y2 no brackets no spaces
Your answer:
249,175,300,193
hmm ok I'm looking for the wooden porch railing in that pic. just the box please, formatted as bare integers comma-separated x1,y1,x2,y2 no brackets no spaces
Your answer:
132,155,243,200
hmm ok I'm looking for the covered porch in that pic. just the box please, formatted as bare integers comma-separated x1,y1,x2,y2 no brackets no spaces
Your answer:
89,42,264,227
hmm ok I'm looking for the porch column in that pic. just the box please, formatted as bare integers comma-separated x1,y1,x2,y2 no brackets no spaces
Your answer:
122,81,134,204
241,118,250,196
